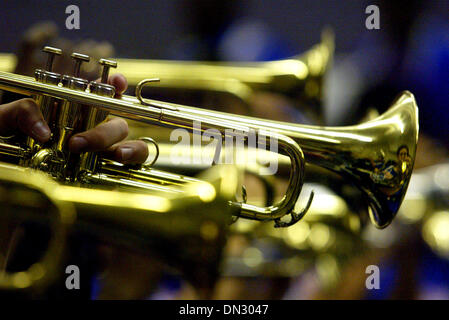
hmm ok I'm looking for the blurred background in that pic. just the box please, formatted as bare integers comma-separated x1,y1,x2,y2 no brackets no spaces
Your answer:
0,0,448,300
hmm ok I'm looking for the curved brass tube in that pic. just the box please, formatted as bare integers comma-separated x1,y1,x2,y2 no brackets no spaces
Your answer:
221,185,363,293
0,55,418,229
0,163,74,292
133,86,419,228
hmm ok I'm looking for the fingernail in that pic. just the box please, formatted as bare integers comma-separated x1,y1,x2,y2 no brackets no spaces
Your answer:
70,136,88,153
120,147,133,161
31,121,50,141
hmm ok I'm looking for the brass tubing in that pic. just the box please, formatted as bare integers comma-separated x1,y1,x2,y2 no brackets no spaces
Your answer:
0,162,238,293
136,90,419,228
0,69,419,228
0,70,307,224
0,30,333,107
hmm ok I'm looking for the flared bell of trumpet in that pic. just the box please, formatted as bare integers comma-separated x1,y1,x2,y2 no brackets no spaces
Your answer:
109,29,334,120
140,90,418,228
255,90,419,228
311,91,419,228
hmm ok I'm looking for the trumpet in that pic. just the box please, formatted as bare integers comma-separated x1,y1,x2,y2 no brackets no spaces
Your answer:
0,162,239,296
113,29,334,118
0,47,307,227
0,45,418,229
133,82,418,228
0,30,333,118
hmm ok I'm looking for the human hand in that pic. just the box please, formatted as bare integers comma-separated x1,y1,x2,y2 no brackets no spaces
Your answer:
0,74,149,164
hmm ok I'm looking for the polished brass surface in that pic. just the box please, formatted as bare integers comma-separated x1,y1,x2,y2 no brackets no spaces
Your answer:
0,162,239,293
134,86,419,228
0,63,308,227
0,163,74,292
117,30,333,110
0,43,417,228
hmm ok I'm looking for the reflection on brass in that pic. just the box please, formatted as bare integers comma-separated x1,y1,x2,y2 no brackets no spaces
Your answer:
0,43,417,229
0,162,239,295
134,83,419,228
0,163,74,293
0,57,305,227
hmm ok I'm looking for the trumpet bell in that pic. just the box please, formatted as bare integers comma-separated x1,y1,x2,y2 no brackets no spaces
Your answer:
145,90,419,228
111,29,334,120
344,91,418,228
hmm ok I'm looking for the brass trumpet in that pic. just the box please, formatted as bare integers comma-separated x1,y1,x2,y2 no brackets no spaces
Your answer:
0,47,306,227
113,29,334,118
0,45,418,229
133,83,419,228
0,30,333,118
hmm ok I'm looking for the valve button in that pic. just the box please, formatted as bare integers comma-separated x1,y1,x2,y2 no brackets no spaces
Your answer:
42,46,62,72
71,53,90,78
99,59,117,83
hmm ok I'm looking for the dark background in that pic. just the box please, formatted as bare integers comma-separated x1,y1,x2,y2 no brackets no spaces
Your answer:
0,0,371,58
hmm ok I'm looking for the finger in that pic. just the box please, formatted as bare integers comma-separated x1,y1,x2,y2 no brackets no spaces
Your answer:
94,73,128,97
0,98,50,143
108,73,128,95
104,140,150,165
69,117,128,153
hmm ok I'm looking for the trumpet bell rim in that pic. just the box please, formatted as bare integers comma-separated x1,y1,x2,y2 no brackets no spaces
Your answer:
366,90,419,228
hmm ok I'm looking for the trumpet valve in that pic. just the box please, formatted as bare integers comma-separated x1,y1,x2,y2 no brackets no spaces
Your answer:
34,46,62,85
71,52,90,77
43,46,62,73
89,58,117,97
